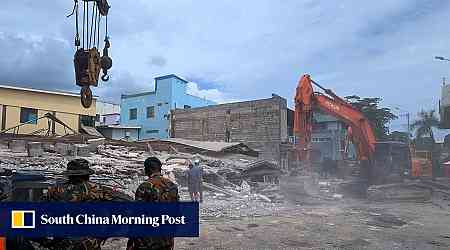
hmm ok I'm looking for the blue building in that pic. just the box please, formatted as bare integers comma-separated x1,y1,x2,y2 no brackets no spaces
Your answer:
120,74,216,140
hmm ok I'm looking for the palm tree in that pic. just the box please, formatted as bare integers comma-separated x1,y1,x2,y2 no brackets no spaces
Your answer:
411,110,440,141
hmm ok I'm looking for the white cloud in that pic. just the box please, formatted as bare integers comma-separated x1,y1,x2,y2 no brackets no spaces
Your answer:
186,82,239,104
1,0,450,119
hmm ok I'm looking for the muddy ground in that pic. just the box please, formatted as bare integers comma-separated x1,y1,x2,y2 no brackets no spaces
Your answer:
104,192,450,250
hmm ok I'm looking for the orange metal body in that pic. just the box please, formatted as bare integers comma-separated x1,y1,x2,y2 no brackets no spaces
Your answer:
0,237,5,250
294,74,377,165
411,150,433,177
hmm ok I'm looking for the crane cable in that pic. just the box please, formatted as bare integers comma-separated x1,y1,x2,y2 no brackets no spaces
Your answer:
67,0,80,48
105,14,109,40
68,1,108,49
82,1,86,49
97,13,101,48
89,1,98,49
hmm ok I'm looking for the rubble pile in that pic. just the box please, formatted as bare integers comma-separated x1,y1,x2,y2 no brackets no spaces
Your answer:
0,139,287,217
199,191,286,219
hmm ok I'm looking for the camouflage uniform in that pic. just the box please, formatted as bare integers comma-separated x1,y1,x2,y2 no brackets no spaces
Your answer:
43,181,116,250
127,173,179,250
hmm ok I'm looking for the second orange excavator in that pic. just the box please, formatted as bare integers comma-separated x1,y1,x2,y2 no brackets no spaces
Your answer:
294,74,412,185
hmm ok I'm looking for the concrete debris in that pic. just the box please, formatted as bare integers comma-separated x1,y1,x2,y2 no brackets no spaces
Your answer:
0,138,287,218
255,194,272,203
9,140,27,153
2,136,449,231
27,142,44,157
55,143,77,156
75,144,90,157
332,193,344,199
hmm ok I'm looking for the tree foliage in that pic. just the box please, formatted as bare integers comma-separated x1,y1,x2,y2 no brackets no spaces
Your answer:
387,131,411,143
345,95,398,139
411,109,439,141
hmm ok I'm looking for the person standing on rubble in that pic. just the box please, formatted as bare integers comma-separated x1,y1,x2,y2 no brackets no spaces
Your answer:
127,157,179,250
321,156,333,179
187,159,203,202
42,158,116,250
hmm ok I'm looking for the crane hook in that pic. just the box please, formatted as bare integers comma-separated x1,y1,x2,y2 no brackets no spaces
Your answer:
101,73,110,82
100,37,112,82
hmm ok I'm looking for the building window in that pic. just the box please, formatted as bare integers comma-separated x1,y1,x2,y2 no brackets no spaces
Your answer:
129,108,137,120
147,106,155,119
184,105,191,109
20,108,38,124
146,130,159,134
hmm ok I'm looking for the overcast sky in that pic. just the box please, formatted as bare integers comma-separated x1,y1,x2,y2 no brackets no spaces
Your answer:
2,1,450,131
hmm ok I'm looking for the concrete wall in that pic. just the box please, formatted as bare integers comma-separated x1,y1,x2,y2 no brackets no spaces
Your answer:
121,75,215,140
171,95,288,163
0,86,95,135
0,87,96,116
96,101,120,126
103,114,120,125
97,127,140,141
96,101,120,115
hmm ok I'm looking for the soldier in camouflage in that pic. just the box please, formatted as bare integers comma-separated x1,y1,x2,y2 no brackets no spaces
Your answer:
127,157,179,250
42,158,116,250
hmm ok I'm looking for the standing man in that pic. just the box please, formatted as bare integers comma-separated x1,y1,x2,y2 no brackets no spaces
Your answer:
187,159,203,202
127,157,179,250
43,158,115,250
321,156,333,179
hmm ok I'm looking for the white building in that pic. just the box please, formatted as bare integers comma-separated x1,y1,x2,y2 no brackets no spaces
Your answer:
96,100,120,126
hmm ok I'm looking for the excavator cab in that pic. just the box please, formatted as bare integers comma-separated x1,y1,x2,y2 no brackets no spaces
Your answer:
371,141,412,185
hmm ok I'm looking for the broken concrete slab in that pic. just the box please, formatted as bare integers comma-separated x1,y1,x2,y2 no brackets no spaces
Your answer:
27,142,43,157
42,143,56,153
87,138,105,152
55,143,77,156
9,140,27,153
75,144,90,157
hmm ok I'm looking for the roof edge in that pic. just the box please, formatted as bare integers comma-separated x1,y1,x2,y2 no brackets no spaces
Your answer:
0,84,98,99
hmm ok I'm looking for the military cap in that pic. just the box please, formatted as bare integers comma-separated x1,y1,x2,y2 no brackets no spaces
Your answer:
62,158,95,176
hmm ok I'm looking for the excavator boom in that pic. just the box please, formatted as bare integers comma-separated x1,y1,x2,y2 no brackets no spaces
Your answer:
294,74,376,166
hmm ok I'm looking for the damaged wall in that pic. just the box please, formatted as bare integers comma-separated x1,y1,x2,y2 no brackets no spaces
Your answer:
171,95,290,167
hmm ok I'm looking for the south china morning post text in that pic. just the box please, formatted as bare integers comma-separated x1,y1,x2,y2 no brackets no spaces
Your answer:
40,214,186,227
0,202,199,238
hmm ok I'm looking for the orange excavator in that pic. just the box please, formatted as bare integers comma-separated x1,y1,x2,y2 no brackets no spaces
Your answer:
294,74,411,185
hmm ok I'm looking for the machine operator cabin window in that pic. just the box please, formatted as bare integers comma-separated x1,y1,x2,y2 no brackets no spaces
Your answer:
147,106,155,119
20,108,38,124
129,108,137,120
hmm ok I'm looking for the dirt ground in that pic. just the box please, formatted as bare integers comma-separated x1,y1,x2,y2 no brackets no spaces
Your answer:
104,195,450,250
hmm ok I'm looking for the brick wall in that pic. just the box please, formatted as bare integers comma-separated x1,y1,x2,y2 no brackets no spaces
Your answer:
171,95,288,163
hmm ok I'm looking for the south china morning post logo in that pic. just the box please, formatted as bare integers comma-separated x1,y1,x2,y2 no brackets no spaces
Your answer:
0,203,199,237
11,210,35,229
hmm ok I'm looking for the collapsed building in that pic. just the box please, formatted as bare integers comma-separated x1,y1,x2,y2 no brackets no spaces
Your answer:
170,94,349,171
171,94,295,169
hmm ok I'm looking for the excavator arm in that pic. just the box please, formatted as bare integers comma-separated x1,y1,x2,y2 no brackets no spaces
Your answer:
294,74,376,166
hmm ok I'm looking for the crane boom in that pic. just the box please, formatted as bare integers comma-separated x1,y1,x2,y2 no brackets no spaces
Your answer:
294,74,377,166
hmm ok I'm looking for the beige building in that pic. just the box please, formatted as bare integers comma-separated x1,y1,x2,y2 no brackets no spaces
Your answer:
0,85,96,136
